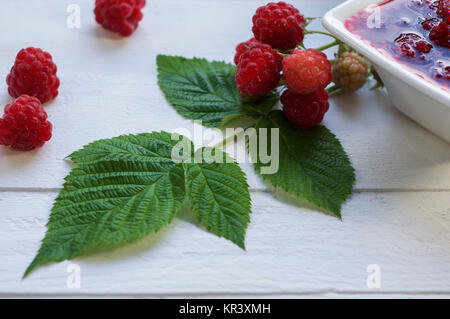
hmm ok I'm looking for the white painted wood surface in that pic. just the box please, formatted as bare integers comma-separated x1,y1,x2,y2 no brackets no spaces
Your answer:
0,0,449,298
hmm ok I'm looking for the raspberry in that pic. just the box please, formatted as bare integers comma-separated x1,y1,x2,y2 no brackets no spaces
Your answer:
94,0,146,37
431,60,450,80
234,38,264,65
429,21,450,48
235,45,283,95
394,33,433,58
6,47,59,104
332,51,368,92
422,18,440,31
281,89,329,130
0,95,52,151
282,49,332,94
252,1,305,51
437,0,450,24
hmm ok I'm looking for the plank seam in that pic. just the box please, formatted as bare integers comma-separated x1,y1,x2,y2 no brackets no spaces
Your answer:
0,188,449,193
1,290,450,298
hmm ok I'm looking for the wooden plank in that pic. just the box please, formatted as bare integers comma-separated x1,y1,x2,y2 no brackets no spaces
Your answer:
0,0,450,189
1,191,449,296
0,1,449,191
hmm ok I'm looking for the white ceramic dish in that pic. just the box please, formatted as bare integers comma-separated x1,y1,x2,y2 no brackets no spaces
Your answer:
322,0,450,142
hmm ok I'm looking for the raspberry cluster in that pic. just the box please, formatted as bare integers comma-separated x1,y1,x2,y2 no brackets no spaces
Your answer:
0,95,52,151
94,0,146,37
234,2,339,130
1,47,57,151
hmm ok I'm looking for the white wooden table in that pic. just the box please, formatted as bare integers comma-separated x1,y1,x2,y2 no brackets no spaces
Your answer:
1,0,450,298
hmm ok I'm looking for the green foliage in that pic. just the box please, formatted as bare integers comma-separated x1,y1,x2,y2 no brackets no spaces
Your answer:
25,55,357,278
252,111,355,218
25,132,251,277
185,148,251,249
156,55,278,127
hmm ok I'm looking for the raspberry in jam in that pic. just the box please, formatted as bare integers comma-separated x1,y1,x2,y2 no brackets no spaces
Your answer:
345,0,449,88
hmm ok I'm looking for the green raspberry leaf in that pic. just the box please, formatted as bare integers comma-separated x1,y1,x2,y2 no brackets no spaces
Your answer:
184,147,251,249
24,132,186,277
252,111,355,218
156,55,278,127
69,132,183,165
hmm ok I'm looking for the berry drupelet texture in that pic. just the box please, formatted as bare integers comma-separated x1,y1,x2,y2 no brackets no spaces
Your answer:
429,21,450,48
0,95,52,151
94,0,146,37
282,49,332,94
281,89,330,130
252,1,305,51
234,38,264,65
437,0,450,24
394,33,433,58
235,44,283,96
6,47,60,104
332,51,368,92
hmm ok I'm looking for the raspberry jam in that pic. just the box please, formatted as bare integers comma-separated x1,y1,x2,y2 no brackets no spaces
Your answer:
345,0,449,89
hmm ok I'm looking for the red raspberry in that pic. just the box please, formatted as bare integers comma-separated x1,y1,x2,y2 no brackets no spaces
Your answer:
429,21,450,48
235,45,283,95
94,0,146,37
422,18,440,31
0,95,52,151
6,47,59,104
437,0,450,24
252,1,305,51
234,38,264,65
282,49,332,94
394,33,433,58
431,60,450,80
281,89,329,130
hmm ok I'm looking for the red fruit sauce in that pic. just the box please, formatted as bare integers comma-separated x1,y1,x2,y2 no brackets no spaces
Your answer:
345,0,449,89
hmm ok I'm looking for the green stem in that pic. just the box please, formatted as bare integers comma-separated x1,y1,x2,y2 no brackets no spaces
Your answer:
305,17,318,26
296,42,306,49
327,85,342,96
214,124,255,150
315,40,340,51
305,29,340,41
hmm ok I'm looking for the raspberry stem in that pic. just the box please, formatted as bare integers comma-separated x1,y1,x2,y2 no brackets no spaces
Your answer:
315,40,340,51
214,123,255,150
305,17,318,26
326,85,342,96
305,29,340,41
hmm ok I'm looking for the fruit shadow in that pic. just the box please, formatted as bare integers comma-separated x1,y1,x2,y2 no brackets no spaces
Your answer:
90,25,129,46
263,187,343,220
0,147,42,167
330,90,365,119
